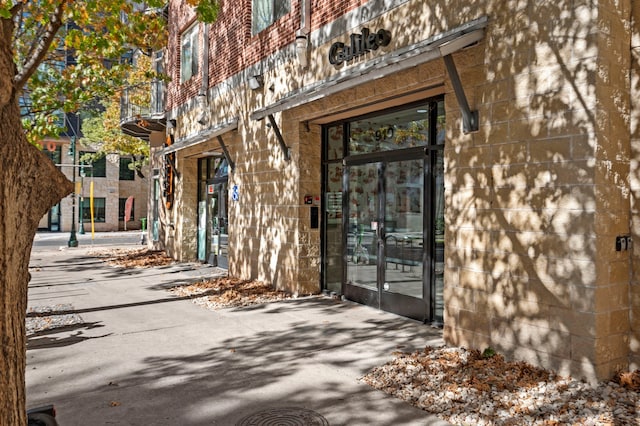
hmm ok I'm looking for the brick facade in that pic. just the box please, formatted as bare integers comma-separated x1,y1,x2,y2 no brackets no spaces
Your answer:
150,0,640,382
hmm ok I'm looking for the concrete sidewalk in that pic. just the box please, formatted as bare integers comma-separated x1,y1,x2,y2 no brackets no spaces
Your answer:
26,245,448,425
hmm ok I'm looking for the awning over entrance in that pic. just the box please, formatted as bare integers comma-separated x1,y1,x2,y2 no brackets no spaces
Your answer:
250,16,488,130
163,117,239,170
163,117,239,155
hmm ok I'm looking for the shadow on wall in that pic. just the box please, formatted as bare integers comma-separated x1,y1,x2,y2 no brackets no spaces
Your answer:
438,2,632,381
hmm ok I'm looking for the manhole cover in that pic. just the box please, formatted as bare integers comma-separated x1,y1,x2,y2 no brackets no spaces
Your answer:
236,407,329,426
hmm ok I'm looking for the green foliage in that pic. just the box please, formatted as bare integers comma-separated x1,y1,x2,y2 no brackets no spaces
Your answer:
190,0,221,23
8,0,168,145
482,347,497,359
80,54,154,176
4,0,220,147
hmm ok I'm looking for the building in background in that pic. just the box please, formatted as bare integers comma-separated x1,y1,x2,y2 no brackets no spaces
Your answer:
125,0,640,383
38,127,149,233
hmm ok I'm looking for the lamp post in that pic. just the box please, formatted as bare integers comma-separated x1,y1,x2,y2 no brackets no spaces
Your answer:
79,167,85,234
68,136,78,247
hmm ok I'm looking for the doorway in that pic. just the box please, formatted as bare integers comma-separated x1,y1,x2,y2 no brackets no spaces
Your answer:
198,157,229,268
322,98,445,323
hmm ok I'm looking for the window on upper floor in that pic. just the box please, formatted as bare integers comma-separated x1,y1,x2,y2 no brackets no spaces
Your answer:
252,0,290,35
180,23,199,83
79,152,106,178
119,158,135,180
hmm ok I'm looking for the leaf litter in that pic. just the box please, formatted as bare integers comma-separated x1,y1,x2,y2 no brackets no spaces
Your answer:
93,248,291,308
92,248,174,268
169,277,293,309
361,346,640,425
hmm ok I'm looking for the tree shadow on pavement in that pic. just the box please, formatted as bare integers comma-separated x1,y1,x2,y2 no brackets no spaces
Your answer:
41,298,443,425
27,322,111,350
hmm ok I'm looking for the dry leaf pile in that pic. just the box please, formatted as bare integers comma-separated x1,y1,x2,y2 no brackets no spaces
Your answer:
93,248,174,268
169,277,292,309
362,346,640,425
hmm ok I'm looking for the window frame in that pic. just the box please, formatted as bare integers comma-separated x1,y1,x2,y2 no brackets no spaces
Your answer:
119,157,135,181
180,22,200,83
251,0,290,35
79,152,106,178
81,197,106,223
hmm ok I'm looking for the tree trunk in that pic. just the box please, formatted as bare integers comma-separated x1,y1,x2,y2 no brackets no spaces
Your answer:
0,37,73,426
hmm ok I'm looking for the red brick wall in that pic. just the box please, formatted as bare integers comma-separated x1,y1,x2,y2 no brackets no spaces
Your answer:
310,0,368,31
167,0,368,110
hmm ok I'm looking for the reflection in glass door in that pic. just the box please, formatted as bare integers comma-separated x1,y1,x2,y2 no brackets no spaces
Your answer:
346,162,380,303
208,182,228,268
383,159,424,300
344,157,428,320
50,203,61,231
322,97,445,324
198,157,229,267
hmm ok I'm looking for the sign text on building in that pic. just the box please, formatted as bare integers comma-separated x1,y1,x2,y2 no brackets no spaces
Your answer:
328,28,391,66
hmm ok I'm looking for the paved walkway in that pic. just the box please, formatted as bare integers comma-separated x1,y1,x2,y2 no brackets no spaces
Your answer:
26,242,448,425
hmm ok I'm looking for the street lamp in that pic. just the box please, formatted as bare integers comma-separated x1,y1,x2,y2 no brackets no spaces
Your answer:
68,136,78,247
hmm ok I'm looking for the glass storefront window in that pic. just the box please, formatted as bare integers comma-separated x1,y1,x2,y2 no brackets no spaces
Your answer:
324,162,343,294
326,125,343,160
348,104,432,155
436,100,445,145
322,96,445,324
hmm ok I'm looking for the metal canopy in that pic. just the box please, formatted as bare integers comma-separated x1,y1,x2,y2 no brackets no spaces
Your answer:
250,16,487,134
163,117,239,155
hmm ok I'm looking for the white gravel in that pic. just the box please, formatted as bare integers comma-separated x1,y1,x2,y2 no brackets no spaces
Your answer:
361,346,640,425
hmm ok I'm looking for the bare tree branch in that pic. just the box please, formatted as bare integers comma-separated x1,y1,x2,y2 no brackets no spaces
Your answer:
13,1,66,90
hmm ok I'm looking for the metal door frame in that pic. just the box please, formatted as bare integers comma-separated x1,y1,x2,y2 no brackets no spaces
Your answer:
342,149,431,322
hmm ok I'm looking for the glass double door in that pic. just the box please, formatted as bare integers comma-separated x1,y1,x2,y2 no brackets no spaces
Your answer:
344,153,443,323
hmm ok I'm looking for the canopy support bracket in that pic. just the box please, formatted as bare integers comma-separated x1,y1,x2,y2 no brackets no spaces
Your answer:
267,114,291,161
216,135,236,172
442,54,478,134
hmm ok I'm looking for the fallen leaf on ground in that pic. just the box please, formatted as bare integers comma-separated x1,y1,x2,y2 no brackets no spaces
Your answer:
361,346,640,425
92,248,174,268
169,277,293,309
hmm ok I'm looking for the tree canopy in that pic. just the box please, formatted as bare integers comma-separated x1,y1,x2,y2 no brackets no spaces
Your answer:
80,53,156,177
7,0,169,144
0,1,219,423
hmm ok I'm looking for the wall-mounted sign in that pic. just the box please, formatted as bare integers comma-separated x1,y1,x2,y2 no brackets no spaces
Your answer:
164,135,175,210
207,184,215,195
328,28,391,66
231,185,239,202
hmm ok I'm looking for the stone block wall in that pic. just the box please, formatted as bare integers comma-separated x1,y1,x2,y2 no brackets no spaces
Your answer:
629,0,640,371
162,0,640,381
442,0,633,382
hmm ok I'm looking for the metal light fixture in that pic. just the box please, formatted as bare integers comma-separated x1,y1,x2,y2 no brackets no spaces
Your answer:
248,74,264,90
196,93,209,125
167,118,177,135
295,35,309,69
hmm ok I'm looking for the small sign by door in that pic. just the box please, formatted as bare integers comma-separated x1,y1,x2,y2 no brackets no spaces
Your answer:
207,184,215,195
